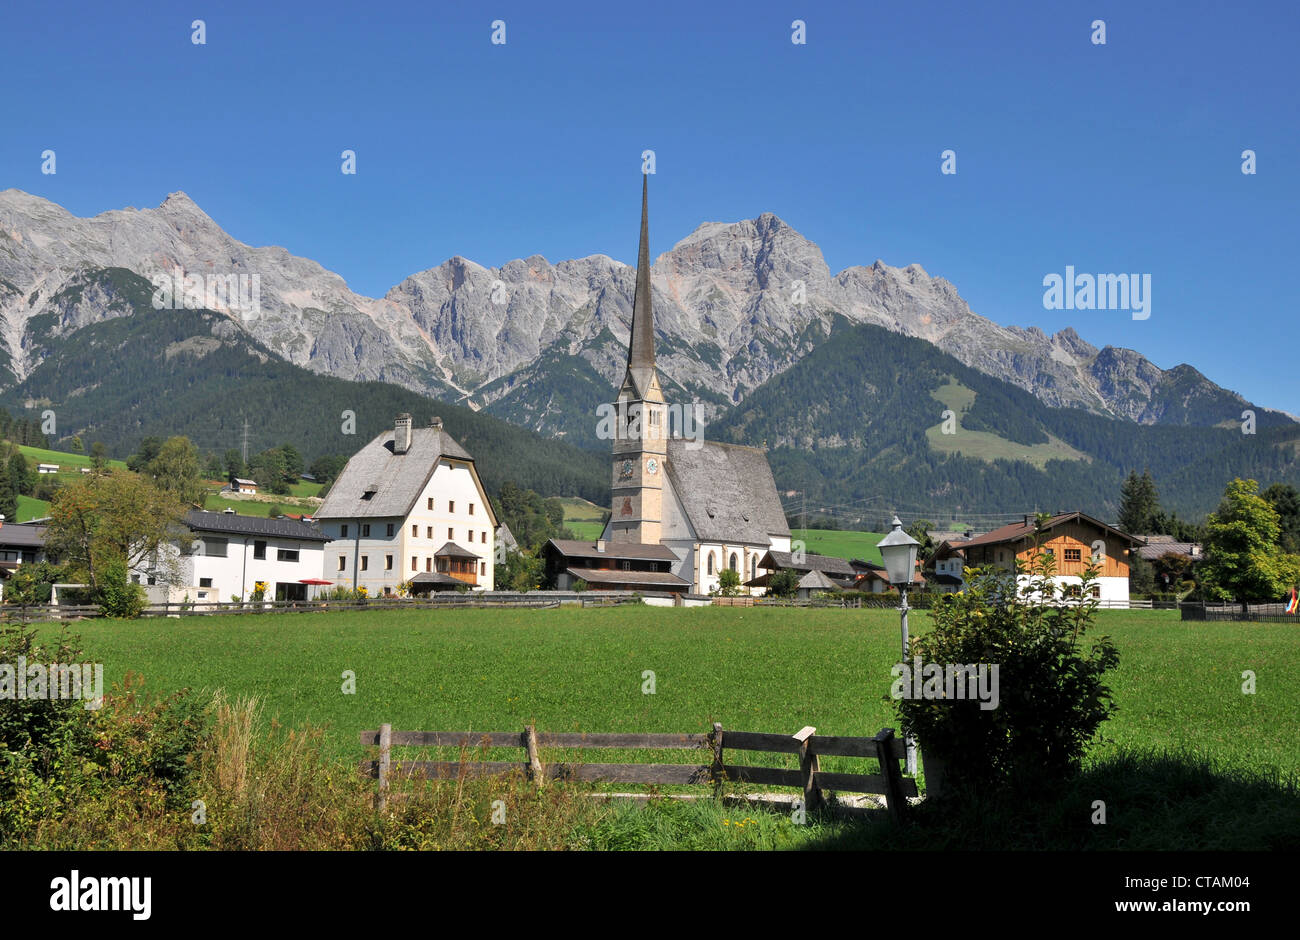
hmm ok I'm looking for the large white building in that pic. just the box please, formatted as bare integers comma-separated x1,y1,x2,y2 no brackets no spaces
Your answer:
314,415,497,595
133,509,330,605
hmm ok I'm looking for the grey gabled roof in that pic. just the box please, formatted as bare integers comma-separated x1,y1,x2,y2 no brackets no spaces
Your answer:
759,550,856,577
184,510,329,542
567,567,691,588
410,572,464,585
546,538,678,562
0,524,48,549
315,426,475,521
664,439,790,544
798,569,841,591
434,541,478,559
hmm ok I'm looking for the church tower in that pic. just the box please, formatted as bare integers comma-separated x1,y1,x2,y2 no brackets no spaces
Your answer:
610,175,668,544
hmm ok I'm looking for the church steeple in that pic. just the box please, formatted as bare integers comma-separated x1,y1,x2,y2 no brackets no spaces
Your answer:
609,174,667,545
626,173,656,397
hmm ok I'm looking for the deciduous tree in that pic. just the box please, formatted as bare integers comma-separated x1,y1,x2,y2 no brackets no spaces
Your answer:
45,471,188,592
1200,478,1300,610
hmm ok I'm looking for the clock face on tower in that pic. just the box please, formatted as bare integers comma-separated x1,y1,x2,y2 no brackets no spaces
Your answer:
619,459,634,481
646,458,659,476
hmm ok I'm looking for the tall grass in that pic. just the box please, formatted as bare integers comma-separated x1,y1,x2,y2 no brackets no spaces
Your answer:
18,686,610,850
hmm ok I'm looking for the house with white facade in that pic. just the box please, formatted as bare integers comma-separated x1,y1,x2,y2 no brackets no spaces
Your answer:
955,512,1144,606
0,521,51,601
313,414,497,595
132,509,330,605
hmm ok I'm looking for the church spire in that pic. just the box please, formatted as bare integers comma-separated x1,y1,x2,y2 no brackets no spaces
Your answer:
627,174,655,390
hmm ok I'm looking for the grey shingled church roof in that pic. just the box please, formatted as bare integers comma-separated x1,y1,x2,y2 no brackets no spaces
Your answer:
316,426,475,520
664,439,791,544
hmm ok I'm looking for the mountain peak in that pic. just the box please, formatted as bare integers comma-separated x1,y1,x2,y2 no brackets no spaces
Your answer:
159,191,199,210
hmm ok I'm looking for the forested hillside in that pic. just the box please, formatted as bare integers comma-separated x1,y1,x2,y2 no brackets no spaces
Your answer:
712,318,1300,521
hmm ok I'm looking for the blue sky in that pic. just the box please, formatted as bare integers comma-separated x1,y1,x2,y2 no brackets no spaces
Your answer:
3,0,1297,412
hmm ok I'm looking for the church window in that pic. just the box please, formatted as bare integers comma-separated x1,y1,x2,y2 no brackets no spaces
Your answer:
751,556,757,579
707,553,715,575
729,553,738,572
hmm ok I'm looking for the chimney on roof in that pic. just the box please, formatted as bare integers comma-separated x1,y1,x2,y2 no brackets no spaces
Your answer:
394,413,413,454
596,539,606,553
430,416,443,430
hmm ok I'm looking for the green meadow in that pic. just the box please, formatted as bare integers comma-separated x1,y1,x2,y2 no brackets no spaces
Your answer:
793,528,884,564
17,444,129,472
48,606,1300,777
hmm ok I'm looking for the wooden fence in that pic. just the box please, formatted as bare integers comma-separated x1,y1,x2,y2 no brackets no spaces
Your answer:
0,592,650,621
359,722,916,823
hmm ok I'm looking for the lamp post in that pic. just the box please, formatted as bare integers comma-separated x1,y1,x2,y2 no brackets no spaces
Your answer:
877,514,920,775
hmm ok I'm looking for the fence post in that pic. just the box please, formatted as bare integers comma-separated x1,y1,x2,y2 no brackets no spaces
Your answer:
710,722,725,795
525,724,545,787
874,728,907,825
795,725,822,812
376,723,391,812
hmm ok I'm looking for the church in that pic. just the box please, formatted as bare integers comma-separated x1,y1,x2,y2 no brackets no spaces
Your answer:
544,177,791,596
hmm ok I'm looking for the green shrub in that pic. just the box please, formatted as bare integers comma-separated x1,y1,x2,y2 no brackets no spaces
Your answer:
767,568,800,597
892,552,1120,794
715,569,742,596
95,559,146,619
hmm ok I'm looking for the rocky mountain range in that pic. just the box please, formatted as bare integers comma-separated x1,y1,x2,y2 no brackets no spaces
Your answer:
0,188,1288,447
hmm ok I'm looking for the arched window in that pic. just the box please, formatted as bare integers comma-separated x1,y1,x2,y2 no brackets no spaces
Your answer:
750,555,757,579
707,553,715,575
729,552,738,572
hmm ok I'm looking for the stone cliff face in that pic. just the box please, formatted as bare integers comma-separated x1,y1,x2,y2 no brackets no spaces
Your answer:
0,189,1278,436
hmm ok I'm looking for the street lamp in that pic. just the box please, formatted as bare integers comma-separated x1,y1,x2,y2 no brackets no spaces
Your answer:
877,514,920,775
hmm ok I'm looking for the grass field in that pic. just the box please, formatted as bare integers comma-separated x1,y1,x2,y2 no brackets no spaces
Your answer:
925,381,1089,469
559,496,606,540
17,444,129,472
17,494,50,521
792,528,884,564
201,493,321,517
50,606,1300,779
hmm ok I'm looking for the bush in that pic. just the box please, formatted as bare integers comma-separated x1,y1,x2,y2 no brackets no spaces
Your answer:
892,552,1120,795
96,559,147,619
4,562,64,606
715,569,742,596
767,568,800,598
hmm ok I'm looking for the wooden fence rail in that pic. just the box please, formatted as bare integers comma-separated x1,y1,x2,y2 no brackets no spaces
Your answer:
359,722,916,823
